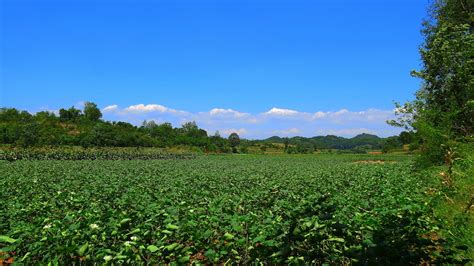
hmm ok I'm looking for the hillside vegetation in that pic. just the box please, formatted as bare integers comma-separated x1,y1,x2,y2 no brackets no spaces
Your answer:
0,106,408,154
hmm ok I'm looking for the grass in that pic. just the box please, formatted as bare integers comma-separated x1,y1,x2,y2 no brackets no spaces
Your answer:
422,142,474,261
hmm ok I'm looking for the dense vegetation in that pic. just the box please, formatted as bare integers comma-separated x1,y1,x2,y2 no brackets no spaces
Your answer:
2,154,468,264
258,133,408,153
390,0,473,164
0,0,472,264
0,105,407,154
388,0,474,262
0,105,234,153
0,147,195,161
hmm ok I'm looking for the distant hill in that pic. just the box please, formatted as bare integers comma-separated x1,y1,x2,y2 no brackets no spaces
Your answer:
259,133,387,150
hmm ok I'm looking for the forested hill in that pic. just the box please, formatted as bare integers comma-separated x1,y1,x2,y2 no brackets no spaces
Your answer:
258,133,401,150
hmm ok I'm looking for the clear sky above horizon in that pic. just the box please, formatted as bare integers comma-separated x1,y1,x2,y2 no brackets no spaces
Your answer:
1,0,429,138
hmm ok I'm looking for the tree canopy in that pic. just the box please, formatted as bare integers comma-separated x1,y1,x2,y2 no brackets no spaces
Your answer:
1,103,406,153
389,0,473,163
0,103,230,152
84,102,102,122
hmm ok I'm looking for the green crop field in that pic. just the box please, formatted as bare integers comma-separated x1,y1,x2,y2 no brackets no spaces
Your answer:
3,153,460,264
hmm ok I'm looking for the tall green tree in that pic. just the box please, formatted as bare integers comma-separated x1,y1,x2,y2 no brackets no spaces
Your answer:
283,137,290,152
228,132,240,153
389,0,473,163
59,107,82,122
83,102,102,122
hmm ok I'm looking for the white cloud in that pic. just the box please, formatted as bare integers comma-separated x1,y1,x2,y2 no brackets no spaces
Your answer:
122,104,188,115
312,111,327,119
333,109,349,116
209,108,249,118
102,104,118,113
125,104,169,113
264,107,299,116
99,103,400,138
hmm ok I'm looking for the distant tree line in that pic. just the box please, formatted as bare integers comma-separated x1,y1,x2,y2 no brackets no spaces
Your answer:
0,102,237,153
256,133,414,154
1,102,414,154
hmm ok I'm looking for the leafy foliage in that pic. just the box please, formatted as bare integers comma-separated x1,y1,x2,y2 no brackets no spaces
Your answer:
389,0,473,163
260,133,405,153
0,147,195,161
0,154,462,264
228,133,241,153
83,102,102,122
0,105,231,152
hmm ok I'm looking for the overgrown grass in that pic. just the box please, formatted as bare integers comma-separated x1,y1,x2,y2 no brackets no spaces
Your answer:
421,142,474,262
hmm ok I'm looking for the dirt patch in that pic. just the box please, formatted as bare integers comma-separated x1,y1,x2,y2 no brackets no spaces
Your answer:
368,151,383,155
190,251,205,263
0,252,15,265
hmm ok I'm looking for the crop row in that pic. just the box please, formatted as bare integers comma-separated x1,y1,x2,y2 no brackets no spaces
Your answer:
0,147,195,161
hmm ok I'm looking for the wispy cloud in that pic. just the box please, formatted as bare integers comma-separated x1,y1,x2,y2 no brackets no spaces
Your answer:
100,103,401,138
208,108,249,118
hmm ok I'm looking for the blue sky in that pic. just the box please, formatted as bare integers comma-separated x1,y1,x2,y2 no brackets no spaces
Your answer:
1,0,428,138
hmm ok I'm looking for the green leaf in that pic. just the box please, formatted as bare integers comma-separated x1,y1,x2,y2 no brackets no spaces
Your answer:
224,232,235,240
165,243,179,251
178,255,190,263
363,239,376,247
0,235,16,244
204,249,217,259
165,224,179,230
20,252,31,262
119,218,131,225
147,245,159,253
327,238,344,243
126,228,140,235
78,243,89,256
162,229,173,235
270,251,283,257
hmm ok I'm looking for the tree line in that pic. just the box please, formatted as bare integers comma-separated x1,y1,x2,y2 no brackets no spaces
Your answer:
0,102,240,153
261,133,413,154
1,103,410,154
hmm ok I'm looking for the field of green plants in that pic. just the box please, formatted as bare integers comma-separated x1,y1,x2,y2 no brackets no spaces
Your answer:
0,154,464,264
0,147,195,161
